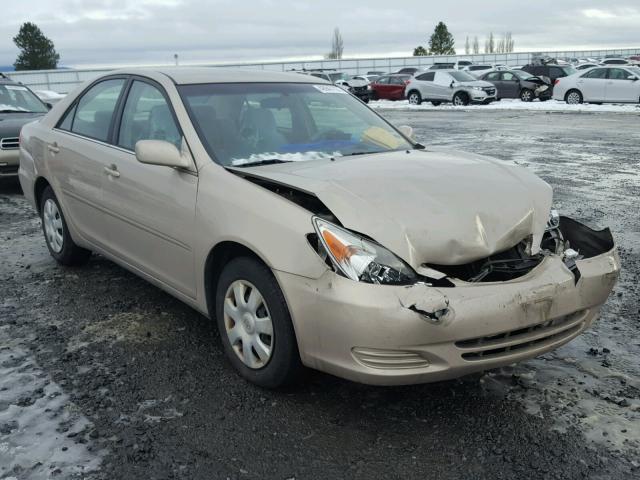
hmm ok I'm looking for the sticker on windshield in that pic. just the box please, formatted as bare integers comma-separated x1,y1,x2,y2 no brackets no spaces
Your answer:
5,85,28,91
313,85,348,94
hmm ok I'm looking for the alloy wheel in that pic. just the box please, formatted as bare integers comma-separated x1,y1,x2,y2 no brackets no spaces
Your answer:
408,93,420,105
567,92,582,104
43,199,64,253
223,280,274,369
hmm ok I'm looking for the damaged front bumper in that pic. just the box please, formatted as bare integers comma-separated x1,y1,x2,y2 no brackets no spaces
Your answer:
277,218,620,385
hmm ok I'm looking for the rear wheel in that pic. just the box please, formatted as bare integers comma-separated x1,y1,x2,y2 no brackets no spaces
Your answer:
565,89,583,104
452,92,469,106
215,257,303,388
40,186,91,266
430,101,442,106
407,91,422,105
519,88,534,102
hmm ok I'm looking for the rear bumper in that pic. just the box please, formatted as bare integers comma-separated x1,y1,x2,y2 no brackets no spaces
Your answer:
0,149,19,177
277,222,619,386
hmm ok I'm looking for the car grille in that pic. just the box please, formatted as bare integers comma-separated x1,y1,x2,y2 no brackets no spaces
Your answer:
455,309,589,361
352,347,430,369
483,87,496,96
0,137,19,150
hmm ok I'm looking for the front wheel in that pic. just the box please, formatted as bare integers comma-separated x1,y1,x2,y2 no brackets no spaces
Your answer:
452,92,469,106
215,257,303,388
520,88,534,102
40,186,91,266
565,89,583,104
407,91,422,105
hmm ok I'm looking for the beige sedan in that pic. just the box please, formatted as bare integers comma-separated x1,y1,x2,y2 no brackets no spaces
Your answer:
19,68,620,388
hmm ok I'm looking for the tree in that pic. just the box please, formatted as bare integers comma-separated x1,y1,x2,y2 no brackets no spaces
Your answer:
13,22,59,71
413,46,429,56
428,22,456,55
472,36,480,54
326,28,344,60
484,32,495,54
464,36,470,55
505,32,515,53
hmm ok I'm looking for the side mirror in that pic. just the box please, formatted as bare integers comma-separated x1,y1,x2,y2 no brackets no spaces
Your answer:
449,81,455,88
628,75,638,81
46,102,53,110
398,125,415,140
135,139,191,169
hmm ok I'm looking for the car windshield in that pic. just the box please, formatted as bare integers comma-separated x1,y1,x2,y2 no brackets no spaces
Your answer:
449,71,476,82
179,82,413,167
0,84,48,113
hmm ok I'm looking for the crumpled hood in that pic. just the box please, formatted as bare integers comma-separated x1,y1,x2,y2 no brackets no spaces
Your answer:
238,150,553,267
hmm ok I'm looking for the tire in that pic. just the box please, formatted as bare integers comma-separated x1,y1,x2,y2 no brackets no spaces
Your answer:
407,90,422,105
520,88,534,102
430,101,442,106
40,186,91,266
452,92,469,106
215,256,303,388
565,89,583,105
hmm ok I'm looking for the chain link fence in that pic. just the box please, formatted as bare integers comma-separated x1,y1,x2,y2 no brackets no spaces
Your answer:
4,48,640,93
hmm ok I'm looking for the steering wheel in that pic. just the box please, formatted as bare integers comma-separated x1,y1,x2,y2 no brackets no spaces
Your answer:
311,128,349,142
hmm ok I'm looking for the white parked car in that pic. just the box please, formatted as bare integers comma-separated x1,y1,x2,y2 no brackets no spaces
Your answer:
405,70,497,106
553,66,640,104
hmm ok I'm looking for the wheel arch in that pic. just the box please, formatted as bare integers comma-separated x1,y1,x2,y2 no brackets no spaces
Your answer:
203,240,275,320
34,177,52,214
564,88,583,102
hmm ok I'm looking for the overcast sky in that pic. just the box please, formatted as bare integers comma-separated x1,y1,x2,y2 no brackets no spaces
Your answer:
1,1,639,67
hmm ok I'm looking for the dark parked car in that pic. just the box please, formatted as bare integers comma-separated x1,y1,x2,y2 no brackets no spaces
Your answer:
0,76,50,178
521,64,577,93
369,74,411,100
479,70,552,102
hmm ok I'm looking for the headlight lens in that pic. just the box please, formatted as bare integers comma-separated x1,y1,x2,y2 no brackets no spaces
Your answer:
472,86,483,91
313,218,417,285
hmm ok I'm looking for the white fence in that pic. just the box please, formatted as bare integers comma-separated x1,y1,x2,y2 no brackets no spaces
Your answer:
4,47,640,93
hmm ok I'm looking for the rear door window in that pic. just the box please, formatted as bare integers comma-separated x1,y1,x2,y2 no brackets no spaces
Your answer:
582,69,607,79
70,79,126,142
485,72,501,81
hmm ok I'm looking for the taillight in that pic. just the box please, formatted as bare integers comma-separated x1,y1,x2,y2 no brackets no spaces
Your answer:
404,80,410,85
554,79,560,85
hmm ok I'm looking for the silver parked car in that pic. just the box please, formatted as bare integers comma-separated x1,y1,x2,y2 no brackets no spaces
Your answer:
405,70,497,106
553,66,640,104
19,68,619,388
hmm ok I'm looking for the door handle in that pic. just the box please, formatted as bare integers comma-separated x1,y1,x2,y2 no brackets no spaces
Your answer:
47,142,59,154
104,164,120,178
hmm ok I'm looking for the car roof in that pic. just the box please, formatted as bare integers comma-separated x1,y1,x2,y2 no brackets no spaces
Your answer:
110,67,325,85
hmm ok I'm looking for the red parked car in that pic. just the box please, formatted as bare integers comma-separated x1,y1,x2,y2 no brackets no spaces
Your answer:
370,74,411,100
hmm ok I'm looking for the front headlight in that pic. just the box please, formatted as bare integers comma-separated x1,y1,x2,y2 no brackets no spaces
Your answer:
313,218,417,285
472,86,484,91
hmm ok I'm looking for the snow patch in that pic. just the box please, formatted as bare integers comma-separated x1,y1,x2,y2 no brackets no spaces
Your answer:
0,340,102,479
370,98,640,114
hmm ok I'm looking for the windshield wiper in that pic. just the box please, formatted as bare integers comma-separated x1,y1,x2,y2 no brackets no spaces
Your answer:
233,159,293,168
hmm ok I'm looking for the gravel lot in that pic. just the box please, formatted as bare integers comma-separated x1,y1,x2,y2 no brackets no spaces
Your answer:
1,109,639,479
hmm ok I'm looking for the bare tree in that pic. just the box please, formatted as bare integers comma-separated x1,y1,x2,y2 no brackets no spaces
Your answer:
464,36,470,55
326,27,344,60
496,37,505,54
484,32,495,54
472,36,479,54
505,32,515,53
